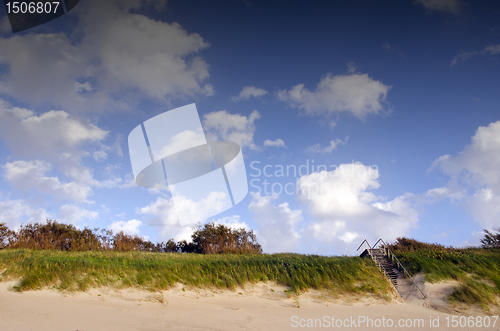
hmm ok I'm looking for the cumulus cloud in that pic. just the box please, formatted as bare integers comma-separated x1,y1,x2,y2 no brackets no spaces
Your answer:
108,219,142,236
305,137,348,153
3,160,94,203
158,128,206,157
297,162,418,253
414,0,462,14
248,193,302,253
278,73,391,126
203,110,261,150
59,204,99,225
231,86,268,102
0,198,49,229
0,101,122,206
0,100,108,158
212,215,251,231
263,139,286,148
431,120,500,229
0,0,212,112
138,191,230,242
451,44,500,66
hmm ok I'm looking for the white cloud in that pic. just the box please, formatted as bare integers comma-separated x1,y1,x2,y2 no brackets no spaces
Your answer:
203,110,260,150
297,162,418,253
120,173,138,189
263,139,286,148
212,215,251,231
466,188,500,230
108,219,142,236
0,102,123,202
451,44,500,66
248,193,302,253
0,0,212,112
113,134,124,157
305,137,348,153
0,198,49,229
278,73,391,126
59,204,99,225
139,192,229,226
231,86,268,102
0,101,108,158
92,151,108,161
414,0,462,14
3,160,93,203
139,191,230,242
424,186,465,200
158,128,206,157
458,230,486,248
431,120,500,229
347,62,357,73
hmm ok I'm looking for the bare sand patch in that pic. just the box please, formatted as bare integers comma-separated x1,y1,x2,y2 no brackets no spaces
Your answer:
1,279,498,331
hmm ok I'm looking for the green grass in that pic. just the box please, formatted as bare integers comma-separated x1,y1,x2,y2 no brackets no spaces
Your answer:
0,249,394,299
394,248,500,309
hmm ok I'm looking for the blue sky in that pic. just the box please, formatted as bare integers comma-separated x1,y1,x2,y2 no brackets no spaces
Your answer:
0,0,499,255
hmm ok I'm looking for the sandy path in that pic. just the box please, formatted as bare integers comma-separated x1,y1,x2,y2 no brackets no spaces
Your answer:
1,279,498,331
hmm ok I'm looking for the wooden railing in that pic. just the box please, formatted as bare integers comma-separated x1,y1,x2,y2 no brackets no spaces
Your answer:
372,239,426,299
356,239,371,256
357,239,403,301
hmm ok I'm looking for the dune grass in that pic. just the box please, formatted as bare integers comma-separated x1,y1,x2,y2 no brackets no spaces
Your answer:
0,249,394,299
394,247,500,309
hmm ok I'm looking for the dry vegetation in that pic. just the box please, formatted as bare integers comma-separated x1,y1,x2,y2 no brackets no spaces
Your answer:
1,221,500,310
0,220,261,254
389,236,500,310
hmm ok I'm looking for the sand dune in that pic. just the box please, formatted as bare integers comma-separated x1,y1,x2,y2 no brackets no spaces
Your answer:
1,277,498,331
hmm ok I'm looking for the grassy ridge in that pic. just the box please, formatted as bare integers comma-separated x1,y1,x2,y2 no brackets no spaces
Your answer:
395,248,500,309
0,249,394,299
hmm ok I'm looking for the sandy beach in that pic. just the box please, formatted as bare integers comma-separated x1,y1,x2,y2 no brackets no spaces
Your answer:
1,275,499,331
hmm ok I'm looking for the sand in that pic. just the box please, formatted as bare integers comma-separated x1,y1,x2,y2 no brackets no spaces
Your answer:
1,276,499,331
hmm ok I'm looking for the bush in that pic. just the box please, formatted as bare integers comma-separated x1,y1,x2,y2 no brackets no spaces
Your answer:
389,237,447,253
190,222,262,254
481,228,500,249
12,221,103,251
0,220,262,254
0,223,15,249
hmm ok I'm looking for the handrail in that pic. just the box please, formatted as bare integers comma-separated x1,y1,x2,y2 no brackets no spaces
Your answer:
356,239,371,251
368,249,403,301
356,239,372,255
371,239,426,299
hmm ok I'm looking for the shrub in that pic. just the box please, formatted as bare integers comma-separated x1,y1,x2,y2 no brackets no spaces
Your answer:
190,222,262,254
481,228,500,249
0,222,15,249
389,237,447,253
0,220,262,254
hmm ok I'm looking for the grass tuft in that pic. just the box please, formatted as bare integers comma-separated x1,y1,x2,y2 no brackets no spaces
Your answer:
0,249,394,299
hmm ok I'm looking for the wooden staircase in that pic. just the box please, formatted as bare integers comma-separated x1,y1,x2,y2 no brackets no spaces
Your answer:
357,238,426,302
370,248,399,288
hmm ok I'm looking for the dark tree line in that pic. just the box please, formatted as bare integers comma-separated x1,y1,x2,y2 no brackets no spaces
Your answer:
0,220,262,254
